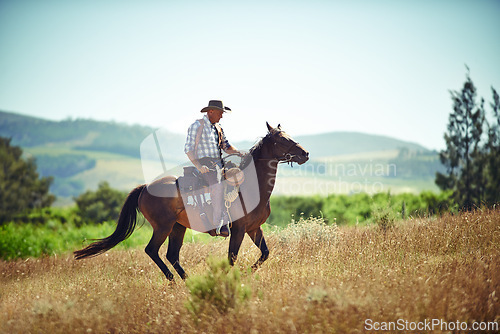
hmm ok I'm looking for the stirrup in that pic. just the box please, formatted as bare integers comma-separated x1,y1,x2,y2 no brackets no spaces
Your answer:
216,223,230,237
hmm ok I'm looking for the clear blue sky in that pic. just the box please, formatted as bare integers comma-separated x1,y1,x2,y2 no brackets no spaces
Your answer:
1,0,499,150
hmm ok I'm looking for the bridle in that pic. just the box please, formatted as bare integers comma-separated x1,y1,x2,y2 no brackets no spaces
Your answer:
256,132,302,166
226,131,304,171
273,140,300,166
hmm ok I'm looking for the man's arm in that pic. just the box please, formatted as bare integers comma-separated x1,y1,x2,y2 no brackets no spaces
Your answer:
186,151,209,173
223,145,244,156
218,126,244,157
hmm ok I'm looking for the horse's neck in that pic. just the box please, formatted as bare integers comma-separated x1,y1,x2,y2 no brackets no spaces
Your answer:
247,138,278,203
255,158,278,202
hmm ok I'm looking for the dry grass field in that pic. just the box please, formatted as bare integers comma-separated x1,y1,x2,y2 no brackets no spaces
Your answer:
1,209,499,333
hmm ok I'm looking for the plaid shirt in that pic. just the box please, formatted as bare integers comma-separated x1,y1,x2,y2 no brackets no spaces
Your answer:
184,115,231,159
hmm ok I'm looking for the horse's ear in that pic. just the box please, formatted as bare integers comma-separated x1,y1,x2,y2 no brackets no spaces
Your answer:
277,124,281,130
266,122,273,132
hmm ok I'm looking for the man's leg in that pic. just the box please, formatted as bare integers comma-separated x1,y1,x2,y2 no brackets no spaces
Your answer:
202,170,229,236
210,181,224,228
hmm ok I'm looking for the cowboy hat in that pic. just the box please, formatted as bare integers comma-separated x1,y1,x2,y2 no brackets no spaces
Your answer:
200,100,232,113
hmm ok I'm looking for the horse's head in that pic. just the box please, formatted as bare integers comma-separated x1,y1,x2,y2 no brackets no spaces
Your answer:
265,122,309,165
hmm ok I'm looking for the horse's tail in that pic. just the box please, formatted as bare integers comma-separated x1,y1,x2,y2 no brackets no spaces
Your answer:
74,184,146,260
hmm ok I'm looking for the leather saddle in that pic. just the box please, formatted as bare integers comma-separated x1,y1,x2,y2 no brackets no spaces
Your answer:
177,166,208,193
177,161,244,193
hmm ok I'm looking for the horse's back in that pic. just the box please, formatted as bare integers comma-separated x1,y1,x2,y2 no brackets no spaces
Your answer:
139,175,183,227
145,175,179,198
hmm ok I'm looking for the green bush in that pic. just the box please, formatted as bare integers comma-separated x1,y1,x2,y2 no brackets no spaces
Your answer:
269,195,324,226
13,207,79,225
370,198,397,231
277,216,338,246
0,222,62,260
268,191,453,227
0,219,153,261
322,193,372,225
0,204,217,261
0,137,55,223
185,257,251,316
74,181,127,225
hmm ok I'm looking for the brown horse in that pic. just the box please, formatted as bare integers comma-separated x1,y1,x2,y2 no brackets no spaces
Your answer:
74,123,309,281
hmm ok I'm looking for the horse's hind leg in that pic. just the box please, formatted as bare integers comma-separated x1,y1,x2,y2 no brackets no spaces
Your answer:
166,223,187,280
145,228,174,281
247,227,269,270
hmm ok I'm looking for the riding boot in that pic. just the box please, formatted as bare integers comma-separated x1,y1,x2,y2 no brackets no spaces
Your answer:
216,211,230,237
211,183,230,237
200,168,228,237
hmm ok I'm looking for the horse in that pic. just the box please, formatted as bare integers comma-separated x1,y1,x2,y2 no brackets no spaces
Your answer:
74,122,309,281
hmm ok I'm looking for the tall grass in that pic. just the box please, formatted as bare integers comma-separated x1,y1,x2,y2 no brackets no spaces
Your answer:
0,209,498,333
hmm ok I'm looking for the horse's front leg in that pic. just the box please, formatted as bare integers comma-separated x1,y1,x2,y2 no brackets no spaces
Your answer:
247,226,269,269
228,225,245,266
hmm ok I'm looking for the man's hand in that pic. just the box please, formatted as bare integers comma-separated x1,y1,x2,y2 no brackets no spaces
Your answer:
225,146,246,157
187,151,210,174
199,165,210,173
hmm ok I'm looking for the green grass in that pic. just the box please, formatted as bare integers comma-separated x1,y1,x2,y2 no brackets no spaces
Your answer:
0,220,148,261
0,219,218,261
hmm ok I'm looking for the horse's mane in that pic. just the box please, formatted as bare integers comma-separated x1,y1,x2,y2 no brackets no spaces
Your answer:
239,131,276,169
249,133,272,156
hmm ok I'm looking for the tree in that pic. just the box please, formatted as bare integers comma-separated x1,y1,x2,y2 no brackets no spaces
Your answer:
484,88,500,205
436,69,499,209
74,181,127,224
0,137,55,223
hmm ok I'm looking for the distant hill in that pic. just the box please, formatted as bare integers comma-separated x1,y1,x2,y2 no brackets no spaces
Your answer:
294,132,429,158
1,110,441,200
0,110,184,158
226,132,429,160
1,110,430,159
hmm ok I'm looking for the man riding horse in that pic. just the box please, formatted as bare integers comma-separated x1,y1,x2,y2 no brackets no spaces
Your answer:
184,100,244,237
74,104,309,281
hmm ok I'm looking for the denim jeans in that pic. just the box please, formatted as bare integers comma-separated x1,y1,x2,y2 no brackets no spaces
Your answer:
198,158,224,228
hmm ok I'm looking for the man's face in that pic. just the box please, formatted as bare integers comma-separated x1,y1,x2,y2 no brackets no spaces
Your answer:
207,109,223,124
